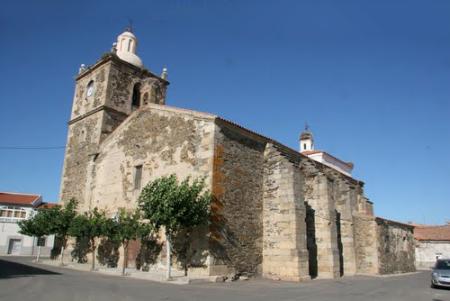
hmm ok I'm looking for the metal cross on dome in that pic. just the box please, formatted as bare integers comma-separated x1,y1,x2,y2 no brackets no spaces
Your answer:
305,122,310,132
126,18,133,33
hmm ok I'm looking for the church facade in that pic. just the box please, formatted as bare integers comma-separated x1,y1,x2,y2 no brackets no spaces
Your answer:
60,29,415,280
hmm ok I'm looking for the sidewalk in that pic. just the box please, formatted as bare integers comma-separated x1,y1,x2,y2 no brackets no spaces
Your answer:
39,259,224,285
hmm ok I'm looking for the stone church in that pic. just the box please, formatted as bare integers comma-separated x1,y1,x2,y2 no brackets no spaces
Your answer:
60,29,415,280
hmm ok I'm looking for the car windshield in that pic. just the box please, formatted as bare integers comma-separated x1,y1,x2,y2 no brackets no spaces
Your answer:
435,260,450,270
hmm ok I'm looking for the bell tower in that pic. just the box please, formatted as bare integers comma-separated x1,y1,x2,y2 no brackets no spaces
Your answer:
60,29,169,207
300,124,314,152
115,29,143,68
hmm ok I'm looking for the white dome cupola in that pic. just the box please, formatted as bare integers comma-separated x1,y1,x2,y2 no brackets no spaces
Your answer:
115,28,143,68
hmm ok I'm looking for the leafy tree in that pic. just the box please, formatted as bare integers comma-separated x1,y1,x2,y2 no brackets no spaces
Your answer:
138,174,210,279
136,233,162,272
105,209,148,276
18,213,48,262
48,198,78,265
19,200,77,264
69,208,108,271
135,221,161,271
50,236,63,260
97,238,120,268
172,229,200,276
71,236,91,263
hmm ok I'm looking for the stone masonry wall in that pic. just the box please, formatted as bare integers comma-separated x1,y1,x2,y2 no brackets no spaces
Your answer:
62,65,411,278
84,105,215,270
210,120,265,275
60,113,104,206
105,58,167,115
376,218,416,274
91,105,215,214
302,168,341,278
70,64,110,120
208,124,371,280
353,214,379,274
262,144,309,281
334,181,357,276
61,56,168,208
60,60,111,205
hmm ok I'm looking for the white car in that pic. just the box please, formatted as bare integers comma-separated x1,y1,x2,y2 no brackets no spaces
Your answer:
431,259,450,288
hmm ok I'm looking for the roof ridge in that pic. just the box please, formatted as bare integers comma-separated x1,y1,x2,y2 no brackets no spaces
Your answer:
0,191,41,197
415,224,450,228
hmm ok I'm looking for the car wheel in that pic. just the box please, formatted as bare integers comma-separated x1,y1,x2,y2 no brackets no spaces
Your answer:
431,283,437,289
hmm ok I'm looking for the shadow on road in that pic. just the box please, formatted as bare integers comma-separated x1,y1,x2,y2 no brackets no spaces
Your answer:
0,258,60,279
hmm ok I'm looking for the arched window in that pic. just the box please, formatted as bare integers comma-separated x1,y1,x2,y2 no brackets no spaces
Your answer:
131,83,141,109
86,80,95,98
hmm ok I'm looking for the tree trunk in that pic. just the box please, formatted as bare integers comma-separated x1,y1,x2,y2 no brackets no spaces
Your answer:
166,231,172,280
184,231,191,276
60,245,65,266
122,241,128,276
139,239,144,271
36,245,41,263
91,240,96,271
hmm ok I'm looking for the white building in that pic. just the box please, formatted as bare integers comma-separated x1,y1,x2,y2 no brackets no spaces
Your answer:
0,192,55,256
414,223,450,269
299,127,354,177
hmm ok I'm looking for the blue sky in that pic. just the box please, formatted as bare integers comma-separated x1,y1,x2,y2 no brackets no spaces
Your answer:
1,0,449,224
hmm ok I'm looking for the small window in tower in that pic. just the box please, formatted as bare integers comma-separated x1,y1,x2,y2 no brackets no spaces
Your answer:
128,39,132,52
303,143,307,150
134,165,143,190
131,83,141,109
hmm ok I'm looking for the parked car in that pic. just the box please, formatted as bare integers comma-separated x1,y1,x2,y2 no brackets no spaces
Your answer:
431,259,450,288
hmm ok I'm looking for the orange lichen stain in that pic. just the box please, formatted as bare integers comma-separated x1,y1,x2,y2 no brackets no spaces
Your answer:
212,144,225,198
210,197,224,212
210,144,227,241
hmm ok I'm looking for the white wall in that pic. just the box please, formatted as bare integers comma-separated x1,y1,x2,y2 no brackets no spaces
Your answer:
308,153,352,177
415,241,450,269
0,207,55,256
300,139,313,152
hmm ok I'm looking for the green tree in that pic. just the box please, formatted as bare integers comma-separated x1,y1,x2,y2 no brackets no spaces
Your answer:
19,200,77,264
105,209,149,276
138,174,210,279
136,233,162,272
69,208,108,271
172,229,198,276
18,213,48,262
48,199,78,265
97,238,120,268
71,236,91,263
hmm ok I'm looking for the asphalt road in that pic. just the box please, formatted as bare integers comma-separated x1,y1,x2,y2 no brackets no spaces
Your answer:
1,256,449,301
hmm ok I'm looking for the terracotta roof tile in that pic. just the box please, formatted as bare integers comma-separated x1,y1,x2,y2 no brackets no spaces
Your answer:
414,225,450,241
301,150,323,155
0,192,41,206
37,202,59,209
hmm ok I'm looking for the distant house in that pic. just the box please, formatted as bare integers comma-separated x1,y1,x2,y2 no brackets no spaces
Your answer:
0,192,56,256
414,223,450,269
